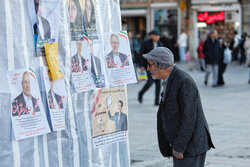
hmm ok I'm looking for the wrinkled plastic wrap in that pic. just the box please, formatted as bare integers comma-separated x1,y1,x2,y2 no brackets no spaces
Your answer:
0,0,130,166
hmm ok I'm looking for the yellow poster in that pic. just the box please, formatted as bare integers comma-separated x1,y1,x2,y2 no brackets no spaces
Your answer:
44,42,64,80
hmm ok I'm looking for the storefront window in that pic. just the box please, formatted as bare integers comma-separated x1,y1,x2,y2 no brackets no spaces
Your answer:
154,9,178,38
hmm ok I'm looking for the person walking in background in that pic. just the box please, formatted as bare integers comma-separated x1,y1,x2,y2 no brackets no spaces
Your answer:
217,39,227,86
160,31,170,49
203,30,219,87
177,29,187,62
138,30,163,105
244,35,250,84
230,30,240,62
197,39,206,71
239,32,247,65
132,33,141,67
142,47,214,167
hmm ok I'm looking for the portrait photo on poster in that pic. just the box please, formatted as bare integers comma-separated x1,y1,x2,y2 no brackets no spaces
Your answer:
29,0,60,56
68,0,86,40
7,68,51,140
70,40,96,92
104,31,137,86
42,67,67,131
83,0,98,39
89,38,106,88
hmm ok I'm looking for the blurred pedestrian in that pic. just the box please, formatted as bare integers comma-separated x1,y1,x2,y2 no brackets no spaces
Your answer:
217,39,227,86
203,30,219,87
244,35,250,84
177,29,187,62
238,32,247,65
160,31,170,49
138,30,163,105
128,31,134,59
197,39,205,71
230,30,240,62
133,33,141,67
142,47,215,167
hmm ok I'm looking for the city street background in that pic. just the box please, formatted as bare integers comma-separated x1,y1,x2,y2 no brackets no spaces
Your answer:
128,63,250,167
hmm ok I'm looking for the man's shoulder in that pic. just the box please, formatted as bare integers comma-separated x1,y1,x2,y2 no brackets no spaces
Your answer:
72,54,78,60
13,93,23,101
119,52,127,57
106,52,112,57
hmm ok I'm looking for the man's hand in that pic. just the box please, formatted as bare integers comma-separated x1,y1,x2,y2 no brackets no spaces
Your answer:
173,152,184,159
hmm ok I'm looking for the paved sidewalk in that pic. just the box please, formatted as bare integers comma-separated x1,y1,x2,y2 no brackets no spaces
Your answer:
128,63,250,167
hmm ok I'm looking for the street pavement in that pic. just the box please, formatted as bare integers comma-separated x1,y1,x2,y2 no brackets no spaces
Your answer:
127,62,250,167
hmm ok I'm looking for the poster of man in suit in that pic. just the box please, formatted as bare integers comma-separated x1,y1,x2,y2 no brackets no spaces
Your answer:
104,31,137,87
8,69,51,140
70,40,96,92
42,68,67,131
28,0,60,57
89,39,105,88
91,87,128,148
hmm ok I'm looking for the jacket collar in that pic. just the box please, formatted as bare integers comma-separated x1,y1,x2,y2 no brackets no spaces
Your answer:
164,66,178,100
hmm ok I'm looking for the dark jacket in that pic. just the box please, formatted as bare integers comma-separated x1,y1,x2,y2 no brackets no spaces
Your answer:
157,67,214,157
12,93,40,116
139,39,163,69
71,54,88,72
38,16,51,40
106,51,129,68
108,111,127,131
90,54,102,76
203,37,219,65
48,89,64,110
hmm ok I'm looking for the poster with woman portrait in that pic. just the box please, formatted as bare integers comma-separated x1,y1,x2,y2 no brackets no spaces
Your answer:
68,0,86,40
83,0,98,39
104,31,137,87
42,68,67,131
7,68,51,140
90,87,128,148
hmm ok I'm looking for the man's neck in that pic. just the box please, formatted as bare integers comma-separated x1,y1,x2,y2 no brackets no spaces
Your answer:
23,92,31,99
113,51,118,56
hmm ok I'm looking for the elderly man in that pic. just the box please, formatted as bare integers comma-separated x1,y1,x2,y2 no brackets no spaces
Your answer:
143,47,214,167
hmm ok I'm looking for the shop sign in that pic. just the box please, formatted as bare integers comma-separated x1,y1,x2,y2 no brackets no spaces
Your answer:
197,11,225,23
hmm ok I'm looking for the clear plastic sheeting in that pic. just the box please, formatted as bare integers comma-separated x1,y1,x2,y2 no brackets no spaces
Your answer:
0,0,130,166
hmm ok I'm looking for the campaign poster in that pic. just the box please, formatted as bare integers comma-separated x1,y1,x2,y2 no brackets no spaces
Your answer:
104,31,137,87
42,68,67,131
8,68,51,140
70,39,96,92
91,87,128,148
83,0,98,39
68,0,86,40
88,38,106,88
28,0,61,56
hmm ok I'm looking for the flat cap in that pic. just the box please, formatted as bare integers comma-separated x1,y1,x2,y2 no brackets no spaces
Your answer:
143,47,174,69
149,30,160,36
